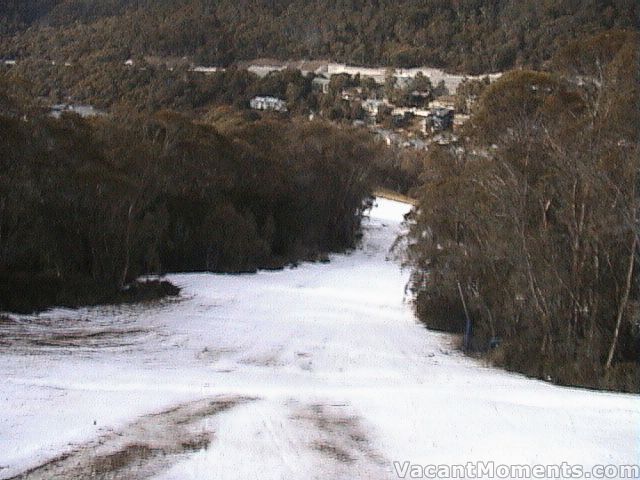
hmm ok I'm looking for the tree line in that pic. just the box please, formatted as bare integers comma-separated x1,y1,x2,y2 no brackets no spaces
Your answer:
1,0,638,73
0,59,424,195
0,79,378,312
407,31,640,392
2,60,316,113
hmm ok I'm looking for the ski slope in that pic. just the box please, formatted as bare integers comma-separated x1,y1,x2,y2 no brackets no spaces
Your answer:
0,198,638,479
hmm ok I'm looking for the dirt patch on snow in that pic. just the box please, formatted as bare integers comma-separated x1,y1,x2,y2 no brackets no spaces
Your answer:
0,311,156,355
8,396,254,480
292,403,385,467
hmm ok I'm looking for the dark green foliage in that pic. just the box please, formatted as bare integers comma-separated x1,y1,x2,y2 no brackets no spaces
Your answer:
1,0,638,73
0,83,375,313
0,275,179,314
0,61,320,115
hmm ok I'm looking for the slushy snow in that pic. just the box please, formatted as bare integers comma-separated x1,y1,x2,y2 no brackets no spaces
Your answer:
0,198,638,479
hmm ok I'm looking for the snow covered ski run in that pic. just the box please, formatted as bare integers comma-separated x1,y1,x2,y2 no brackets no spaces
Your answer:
1,198,638,479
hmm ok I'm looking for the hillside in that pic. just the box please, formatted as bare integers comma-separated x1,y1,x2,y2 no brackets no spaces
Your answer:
1,0,639,73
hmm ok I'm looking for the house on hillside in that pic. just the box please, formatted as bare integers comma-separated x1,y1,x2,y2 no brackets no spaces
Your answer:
249,96,288,112
51,104,104,119
311,76,330,94
362,99,387,117
191,66,220,74
408,90,432,108
391,111,414,129
424,107,454,133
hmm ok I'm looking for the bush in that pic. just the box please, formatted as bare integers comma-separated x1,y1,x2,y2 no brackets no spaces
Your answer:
0,273,179,314
407,32,640,392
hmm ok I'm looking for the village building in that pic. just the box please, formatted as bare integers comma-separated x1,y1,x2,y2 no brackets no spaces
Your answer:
424,107,455,133
51,104,104,119
362,99,388,117
311,76,330,94
191,66,220,74
407,90,432,108
454,113,470,128
400,138,428,150
391,111,414,129
249,96,288,112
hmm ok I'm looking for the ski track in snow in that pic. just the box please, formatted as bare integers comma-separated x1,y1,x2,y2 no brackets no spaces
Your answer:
0,198,638,479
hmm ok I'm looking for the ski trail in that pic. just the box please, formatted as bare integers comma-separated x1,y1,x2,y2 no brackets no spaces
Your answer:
1,198,638,480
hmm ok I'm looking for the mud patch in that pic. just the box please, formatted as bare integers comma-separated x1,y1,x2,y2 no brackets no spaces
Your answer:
0,313,153,356
291,403,386,467
30,329,148,348
8,396,254,480
311,440,355,464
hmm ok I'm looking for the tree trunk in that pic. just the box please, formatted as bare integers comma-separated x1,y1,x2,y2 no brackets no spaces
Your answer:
458,281,472,351
605,233,636,369
119,203,134,290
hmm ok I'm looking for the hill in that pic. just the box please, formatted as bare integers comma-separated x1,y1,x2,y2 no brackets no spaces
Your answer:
1,0,639,73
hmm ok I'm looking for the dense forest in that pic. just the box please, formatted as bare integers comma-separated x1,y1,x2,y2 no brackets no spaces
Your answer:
407,31,640,392
1,0,638,73
0,77,384,312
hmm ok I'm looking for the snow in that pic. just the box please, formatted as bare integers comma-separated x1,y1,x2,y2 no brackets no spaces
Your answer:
0,198,638,479
324,63,502,93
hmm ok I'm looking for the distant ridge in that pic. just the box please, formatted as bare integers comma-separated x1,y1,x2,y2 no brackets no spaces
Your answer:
2,0,638,74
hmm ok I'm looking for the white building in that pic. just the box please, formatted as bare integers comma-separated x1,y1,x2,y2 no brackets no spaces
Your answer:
250,96,288,112
362,99,388,116
191,66,220,74
311,76,331,94
51,104,104,119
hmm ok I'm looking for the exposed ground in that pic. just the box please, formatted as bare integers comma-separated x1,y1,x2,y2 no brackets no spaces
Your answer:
9,397,250,480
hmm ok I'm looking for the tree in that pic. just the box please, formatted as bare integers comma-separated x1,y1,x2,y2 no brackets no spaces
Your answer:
407,31,640,392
